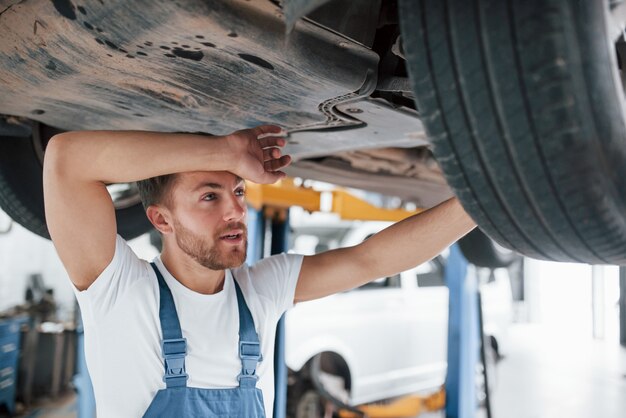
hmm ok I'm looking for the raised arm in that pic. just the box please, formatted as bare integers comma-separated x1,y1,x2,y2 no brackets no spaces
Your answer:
43,126,289,290
294,197,476,302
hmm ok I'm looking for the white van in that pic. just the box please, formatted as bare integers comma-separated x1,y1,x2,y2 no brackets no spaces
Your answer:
285,221,513,415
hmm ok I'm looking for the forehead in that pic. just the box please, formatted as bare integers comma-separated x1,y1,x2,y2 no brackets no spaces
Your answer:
174,171,242,191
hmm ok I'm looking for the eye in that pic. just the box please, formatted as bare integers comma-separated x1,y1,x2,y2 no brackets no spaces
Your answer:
202,193,217,201
235,188,246,197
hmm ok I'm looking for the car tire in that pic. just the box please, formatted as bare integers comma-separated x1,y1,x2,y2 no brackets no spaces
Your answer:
288,375,324,418
458,228,518,268
294,388,324,418
399,0,626,264
0,125,152,240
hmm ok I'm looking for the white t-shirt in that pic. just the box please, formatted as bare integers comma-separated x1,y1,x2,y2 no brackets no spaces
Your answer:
72,234,304,418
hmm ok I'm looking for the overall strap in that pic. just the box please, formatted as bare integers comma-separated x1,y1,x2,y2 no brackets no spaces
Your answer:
150,263,188,388
232,275,262,388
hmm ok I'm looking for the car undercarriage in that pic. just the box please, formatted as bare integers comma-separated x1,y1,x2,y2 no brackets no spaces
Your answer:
1,0,625,264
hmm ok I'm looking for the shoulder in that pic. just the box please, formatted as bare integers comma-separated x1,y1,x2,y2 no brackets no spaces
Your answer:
73,234,155,313
231,253,303,308
97,234,153,283
245,253,304,278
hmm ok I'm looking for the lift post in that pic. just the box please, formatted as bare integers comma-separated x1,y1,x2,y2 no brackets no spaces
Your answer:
444,246,478,418
74,314,96,418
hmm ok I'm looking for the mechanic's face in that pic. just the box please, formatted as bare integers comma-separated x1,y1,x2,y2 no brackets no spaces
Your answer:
169,171,248,269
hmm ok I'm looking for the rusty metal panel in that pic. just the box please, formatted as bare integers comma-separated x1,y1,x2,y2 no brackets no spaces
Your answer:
0,0,378,134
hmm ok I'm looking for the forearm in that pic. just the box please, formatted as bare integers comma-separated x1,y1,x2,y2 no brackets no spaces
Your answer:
296,197,476,302
358,197,476,278
46,130,232,183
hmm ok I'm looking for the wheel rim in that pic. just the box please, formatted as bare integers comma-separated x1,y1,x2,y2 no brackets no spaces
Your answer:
32,123,142,211
106,183,142,209
296,391,323,418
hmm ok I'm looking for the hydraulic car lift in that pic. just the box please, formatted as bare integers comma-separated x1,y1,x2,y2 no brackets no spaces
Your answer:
73,179,481,418
246,180,481,418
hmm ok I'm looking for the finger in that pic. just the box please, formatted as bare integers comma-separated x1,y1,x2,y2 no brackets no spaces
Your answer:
252,125,284,138
259,136,287,148
263,147,281,161
264,155,291,172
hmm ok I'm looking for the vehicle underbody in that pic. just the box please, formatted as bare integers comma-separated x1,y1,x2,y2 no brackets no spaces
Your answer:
0,0,450,207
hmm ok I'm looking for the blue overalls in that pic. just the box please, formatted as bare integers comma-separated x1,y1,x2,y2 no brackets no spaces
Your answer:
143,263,266,417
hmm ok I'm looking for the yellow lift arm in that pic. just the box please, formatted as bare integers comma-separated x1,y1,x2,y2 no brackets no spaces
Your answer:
338,387,445,418
246,179,423,222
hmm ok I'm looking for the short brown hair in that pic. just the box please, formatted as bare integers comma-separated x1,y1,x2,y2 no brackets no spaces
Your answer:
136,174,178,211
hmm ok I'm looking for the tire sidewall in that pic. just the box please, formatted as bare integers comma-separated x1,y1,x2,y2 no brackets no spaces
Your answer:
0,125,152,240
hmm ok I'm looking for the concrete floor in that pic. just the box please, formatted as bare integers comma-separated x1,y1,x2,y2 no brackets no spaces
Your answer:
8,323,626,418
421,322,626,418
483,323,626,418
10,394,75,418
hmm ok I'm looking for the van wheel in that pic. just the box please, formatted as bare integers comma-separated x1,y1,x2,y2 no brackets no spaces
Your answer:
0,123,152,240
295,388,324,418
288,376,325,418
399,0,626,264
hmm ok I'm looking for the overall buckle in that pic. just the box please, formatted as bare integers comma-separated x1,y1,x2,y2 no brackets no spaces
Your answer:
238,341,262,383
162,338,188,386
164,354,187,377
162,338,187,356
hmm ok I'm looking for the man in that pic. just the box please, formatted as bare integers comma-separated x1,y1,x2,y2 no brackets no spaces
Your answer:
43,125,475,417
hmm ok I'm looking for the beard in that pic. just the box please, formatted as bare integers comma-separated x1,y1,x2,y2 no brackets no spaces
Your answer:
173,220,248,270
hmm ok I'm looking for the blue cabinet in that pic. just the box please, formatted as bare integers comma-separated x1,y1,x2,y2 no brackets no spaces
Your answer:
0,316,28,415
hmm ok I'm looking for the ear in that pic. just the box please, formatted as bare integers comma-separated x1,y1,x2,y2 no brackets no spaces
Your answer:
146,205,173,234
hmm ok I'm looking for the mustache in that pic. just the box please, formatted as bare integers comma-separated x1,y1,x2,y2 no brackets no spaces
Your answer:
216,222,248,236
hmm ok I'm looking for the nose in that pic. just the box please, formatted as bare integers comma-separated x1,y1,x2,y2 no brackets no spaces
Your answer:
223,194,246,222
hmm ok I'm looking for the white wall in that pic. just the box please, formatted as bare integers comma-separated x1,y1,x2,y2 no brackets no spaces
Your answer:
0,210,158,321
524,258,621,342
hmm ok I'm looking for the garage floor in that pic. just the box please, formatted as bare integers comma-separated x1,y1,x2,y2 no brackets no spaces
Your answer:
420,322,626,418
8,323,626,418
482,323,626,418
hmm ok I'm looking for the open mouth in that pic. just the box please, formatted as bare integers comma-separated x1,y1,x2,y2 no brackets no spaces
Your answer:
219,230,245,242
221,234,242,240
